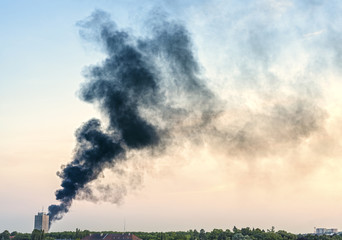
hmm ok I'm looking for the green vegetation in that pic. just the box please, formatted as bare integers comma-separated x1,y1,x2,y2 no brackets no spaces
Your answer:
1,230,10,240
31,230,45,240
2,227,342,240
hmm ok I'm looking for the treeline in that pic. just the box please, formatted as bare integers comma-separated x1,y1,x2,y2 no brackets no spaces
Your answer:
2,227,342,240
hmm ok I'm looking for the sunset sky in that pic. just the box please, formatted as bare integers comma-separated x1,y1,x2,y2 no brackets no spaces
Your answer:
1,0,342,234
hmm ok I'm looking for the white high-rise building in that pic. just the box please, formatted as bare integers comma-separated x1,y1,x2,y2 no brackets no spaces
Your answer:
34,212,49,233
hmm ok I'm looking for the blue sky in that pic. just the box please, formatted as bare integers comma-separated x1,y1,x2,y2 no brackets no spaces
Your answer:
1,0,342,234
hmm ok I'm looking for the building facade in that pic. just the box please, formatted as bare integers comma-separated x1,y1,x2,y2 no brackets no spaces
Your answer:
34,212,49,233
315,228,338,235
82,233,142,240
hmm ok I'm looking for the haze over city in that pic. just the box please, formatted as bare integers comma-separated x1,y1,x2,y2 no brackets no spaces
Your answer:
1,0,342,235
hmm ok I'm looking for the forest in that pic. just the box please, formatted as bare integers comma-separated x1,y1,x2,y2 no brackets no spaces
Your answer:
2,227,342,240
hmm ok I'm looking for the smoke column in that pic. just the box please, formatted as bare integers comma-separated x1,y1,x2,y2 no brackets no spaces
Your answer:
48,5,328,227
48,10,217,225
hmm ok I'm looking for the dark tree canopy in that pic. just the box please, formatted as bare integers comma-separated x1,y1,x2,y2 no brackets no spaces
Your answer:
4,228,342,240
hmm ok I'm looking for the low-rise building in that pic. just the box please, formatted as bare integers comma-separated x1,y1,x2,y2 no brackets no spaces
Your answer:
82,233,142,240
315,228,338,235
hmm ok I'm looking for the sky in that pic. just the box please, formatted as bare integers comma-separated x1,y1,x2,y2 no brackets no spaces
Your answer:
1,0,342,234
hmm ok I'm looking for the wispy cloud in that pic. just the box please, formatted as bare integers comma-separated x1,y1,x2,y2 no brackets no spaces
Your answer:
303,29,325,39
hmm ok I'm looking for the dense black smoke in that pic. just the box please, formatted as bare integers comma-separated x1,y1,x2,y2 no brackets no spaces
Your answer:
48,119,125,222
48,10,217,226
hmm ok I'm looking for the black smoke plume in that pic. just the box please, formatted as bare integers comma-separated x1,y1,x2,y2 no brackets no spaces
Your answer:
48,10,216,226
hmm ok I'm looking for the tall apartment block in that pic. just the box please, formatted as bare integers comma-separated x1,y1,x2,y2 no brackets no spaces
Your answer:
34,212,49,233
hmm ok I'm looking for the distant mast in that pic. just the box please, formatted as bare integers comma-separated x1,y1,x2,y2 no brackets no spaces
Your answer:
124,218,126,232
